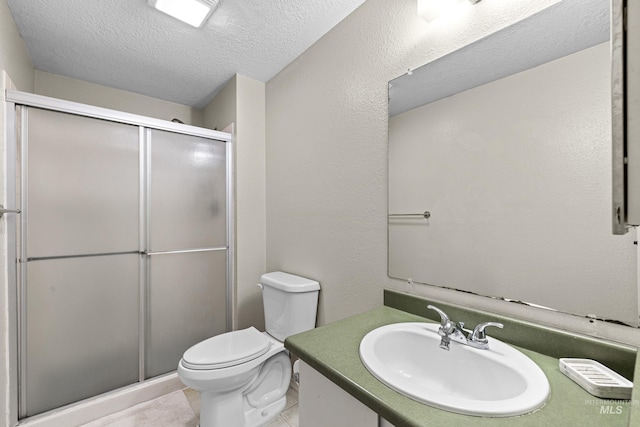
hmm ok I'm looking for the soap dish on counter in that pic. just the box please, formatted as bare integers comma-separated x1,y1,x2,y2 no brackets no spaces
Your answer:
559,358,633,400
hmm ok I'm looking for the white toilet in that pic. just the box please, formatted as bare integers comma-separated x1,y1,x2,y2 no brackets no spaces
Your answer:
177,271,320,427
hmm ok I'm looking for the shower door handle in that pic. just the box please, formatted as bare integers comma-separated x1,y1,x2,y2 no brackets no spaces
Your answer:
141,247,227,256
0,205,21,217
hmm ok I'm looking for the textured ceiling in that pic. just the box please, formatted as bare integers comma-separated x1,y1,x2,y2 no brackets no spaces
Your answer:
6,0,366,108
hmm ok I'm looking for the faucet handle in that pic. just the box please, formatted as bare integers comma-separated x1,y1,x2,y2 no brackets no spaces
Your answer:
469,322,504,344
427,305,455,334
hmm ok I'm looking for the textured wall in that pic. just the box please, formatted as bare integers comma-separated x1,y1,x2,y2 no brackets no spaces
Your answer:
265,0,640,344
233,75,267,331
266,0,563,325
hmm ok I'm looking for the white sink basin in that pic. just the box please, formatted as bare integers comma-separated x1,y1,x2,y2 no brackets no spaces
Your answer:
359,322,549,417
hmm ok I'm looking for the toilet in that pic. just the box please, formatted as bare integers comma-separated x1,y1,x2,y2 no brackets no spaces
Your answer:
177,271,320,427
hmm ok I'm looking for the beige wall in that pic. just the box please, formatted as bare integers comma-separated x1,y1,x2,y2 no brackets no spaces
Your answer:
234,75,266,330
265,0,640,344
203,76,236,131
204,74,267,331
34,71,204,126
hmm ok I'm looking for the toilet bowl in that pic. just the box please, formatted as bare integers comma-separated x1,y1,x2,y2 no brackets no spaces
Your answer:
177,272,320,427
178,328,291,427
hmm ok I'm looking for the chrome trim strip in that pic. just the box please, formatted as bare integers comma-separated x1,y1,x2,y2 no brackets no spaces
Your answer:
26,251,142,262
139,126,148,382
146,129,152,255
144,247,227,256
388,211,431,219
611,0,627,234
18,106,28,418
226,126,235,332
5,90,232,142
627,0,640,225
5,101,19,427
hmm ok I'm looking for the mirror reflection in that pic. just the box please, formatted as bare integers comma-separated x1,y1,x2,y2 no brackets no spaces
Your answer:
388,0,638,326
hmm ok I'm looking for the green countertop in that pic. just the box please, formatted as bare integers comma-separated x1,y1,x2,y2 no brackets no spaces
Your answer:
285,303,636,427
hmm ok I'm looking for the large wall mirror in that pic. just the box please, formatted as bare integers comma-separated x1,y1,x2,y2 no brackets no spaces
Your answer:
388,0,639,327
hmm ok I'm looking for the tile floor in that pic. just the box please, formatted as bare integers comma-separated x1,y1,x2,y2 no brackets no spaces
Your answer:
79,385,299,427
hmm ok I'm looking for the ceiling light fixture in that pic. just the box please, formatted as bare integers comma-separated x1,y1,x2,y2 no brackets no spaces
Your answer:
418,0,481,24
148,0,219,28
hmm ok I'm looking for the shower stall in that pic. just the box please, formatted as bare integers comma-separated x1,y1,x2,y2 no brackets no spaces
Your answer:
4,91,233,420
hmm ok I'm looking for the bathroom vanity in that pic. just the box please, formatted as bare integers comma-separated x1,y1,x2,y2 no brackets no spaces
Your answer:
285,290,639,427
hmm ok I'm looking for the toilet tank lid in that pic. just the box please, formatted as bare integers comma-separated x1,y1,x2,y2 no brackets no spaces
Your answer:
260,271,320,292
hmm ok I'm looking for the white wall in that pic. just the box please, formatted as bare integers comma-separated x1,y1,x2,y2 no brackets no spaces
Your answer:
265,0,640,344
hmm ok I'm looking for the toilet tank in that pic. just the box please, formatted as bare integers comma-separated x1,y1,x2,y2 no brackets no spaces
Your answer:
260,272,320,342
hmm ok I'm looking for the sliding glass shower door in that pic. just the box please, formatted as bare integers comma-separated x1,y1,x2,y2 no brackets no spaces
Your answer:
23,108,141,417
11,95,232,419
145,129,228,378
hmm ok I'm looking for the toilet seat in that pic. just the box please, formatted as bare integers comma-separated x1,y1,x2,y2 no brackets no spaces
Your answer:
182,327,270,370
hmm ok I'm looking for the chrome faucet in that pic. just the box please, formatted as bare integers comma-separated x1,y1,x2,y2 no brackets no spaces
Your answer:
467,321,504,349
427,305,503,351
427,305,466,350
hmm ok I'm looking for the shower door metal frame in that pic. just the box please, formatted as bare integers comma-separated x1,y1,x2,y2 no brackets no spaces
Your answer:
5,90,235,421
4,94,20,427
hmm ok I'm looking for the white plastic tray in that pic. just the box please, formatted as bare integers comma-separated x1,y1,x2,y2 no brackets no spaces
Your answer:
559,358,633,400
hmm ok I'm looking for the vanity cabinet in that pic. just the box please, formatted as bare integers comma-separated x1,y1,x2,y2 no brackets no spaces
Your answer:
287,296,636,427
299,360,396,427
